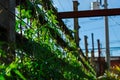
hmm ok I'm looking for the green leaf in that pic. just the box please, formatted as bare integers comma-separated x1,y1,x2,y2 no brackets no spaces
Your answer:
0,75,5,80
14,69,26,80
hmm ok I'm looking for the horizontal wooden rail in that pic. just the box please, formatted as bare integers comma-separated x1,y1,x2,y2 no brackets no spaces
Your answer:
58,8,120,18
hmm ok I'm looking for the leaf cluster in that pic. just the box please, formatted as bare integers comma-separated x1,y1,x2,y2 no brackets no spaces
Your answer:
1,0,96,80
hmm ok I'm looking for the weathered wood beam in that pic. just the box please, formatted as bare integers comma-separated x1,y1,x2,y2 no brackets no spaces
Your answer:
58,8,120,18
0,0,16,64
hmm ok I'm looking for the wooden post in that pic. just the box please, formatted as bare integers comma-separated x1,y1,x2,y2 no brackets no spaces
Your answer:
84,35,88,59
73,0,80,47
97,39,102,76
8,0,16,42
0,0,16,63
97,39,101,59
91,33,95,64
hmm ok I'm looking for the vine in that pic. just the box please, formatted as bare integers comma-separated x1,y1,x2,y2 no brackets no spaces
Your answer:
0,0,96,79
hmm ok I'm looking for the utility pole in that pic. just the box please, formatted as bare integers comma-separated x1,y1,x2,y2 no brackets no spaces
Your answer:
104,0,110,70
84,35,88,59
73,0,80,47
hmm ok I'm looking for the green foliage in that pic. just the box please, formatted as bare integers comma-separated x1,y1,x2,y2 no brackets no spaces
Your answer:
98,71,119,80
112,65,120,76
98,66,120,80
0,55,26,80
0,0,96,79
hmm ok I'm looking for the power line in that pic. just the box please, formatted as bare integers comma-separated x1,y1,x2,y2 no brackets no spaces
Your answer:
109,16,120,26
79,17,103,24
110,40,120,44
57,0,65,11
57,0,73,11
67,0,73,10
81,46,120,51
109,17,120,41
0,2,31,28
110,25,120,41
80,22,120,32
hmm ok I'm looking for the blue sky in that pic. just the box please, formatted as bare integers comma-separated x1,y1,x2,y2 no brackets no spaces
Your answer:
52,0,120,56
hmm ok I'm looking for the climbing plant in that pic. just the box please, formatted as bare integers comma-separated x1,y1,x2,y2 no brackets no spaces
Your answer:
0,0,96,80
